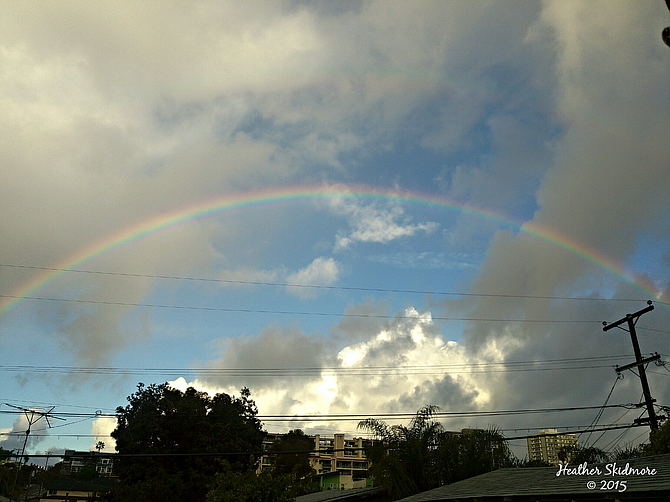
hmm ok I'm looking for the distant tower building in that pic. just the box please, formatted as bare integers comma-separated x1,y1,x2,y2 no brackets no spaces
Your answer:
527,429,578,465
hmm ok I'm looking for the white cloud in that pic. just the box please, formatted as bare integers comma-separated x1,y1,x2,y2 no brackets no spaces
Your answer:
0,410,47,452
169,377,226,398
286,257,341,298
0,0,535,367
90,417,117,453
460,0,670,350
330,198,439,251
174,306,498,433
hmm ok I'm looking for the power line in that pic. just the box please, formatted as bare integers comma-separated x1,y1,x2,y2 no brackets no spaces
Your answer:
0,403,637,420
583,374,622,447
503,422,646,441
9,422,647,459
0,421,638,438
3,263,666,305
0,294,612,324
0,354,636,377
0,397,115,413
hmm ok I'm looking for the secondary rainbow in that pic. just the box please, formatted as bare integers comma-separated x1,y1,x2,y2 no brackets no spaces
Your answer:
0,184,663,317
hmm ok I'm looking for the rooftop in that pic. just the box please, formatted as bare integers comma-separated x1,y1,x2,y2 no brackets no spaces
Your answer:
397,453,670,501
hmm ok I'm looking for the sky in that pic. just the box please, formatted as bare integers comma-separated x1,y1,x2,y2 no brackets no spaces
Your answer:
1,0,670,462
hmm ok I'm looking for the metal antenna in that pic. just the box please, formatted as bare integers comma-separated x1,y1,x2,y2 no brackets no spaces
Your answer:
5,404,65,499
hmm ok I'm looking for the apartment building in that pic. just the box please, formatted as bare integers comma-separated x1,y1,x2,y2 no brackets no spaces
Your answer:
60,450,115,478
527,429,578,465
258,433,372,480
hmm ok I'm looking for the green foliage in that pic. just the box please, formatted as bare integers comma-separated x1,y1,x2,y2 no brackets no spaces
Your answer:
34,461,63,486
518,458,553,467
206,463,295,502
434,427,514,485
0,463,15,498
359,405,443,499
75,464,98,481
556,421,670,464
564,445,609,464
268,429,316,495
359,407,516,499
645,419,670,455
110,382,265,502
611,444,645,461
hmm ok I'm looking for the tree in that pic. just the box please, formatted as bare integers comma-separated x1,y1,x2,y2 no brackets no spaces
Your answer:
358,405,444,499
206,462,295,502
268,429,315,495
557,445,609,464
611,444,644,461
0,448,16,498
644,419,670,455
359,407,517,499
110,383,265,502
434,426,515,485
518,458,553,467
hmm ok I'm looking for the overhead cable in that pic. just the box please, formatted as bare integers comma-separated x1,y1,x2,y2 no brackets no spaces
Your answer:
2,263,666,305
10,422,648,459
0,402,637,420
0,294,614,323
0,354,636,377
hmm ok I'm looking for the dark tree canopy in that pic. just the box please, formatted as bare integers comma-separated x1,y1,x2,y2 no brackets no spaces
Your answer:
110,383,265,502
359,405,446,499
206,462,296,502
359,406,516,499
646,420,670,455
269,429,316,494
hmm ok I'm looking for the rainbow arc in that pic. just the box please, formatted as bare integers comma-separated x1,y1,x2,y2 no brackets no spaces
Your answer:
0,184,664,317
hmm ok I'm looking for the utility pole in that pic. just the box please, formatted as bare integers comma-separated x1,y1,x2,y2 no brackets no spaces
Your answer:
603,301,659,431
6,405,63,500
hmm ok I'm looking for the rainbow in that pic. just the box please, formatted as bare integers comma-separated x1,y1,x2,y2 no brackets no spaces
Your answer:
0,184,664,317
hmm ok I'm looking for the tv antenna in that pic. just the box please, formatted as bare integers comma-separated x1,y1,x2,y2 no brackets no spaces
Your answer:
5,404,65,498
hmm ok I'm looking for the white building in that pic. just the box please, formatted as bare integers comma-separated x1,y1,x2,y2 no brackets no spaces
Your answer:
258,433,371,480
527,429,578,465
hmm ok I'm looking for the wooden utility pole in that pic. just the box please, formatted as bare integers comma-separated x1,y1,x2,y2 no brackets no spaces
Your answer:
603,301,659,431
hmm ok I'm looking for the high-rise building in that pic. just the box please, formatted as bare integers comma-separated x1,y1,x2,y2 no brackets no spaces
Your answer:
527,429,578,465
258,432,372,481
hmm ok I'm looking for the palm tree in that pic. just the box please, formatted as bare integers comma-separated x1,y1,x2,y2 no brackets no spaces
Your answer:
557,444,609,464
358,405,444,499
360,408,515,498
435,426,513,485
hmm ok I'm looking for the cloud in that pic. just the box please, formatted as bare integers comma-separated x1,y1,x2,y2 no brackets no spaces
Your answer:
90,417,117,453
329,198,439,251
1,0,668,458
0,410,48,452
286,257,341,298
198,324,330,389
0,0,538,367
460,0,670,348
174,306,496,433
420,1,670,437
210,257,342,299
31,447,64,467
